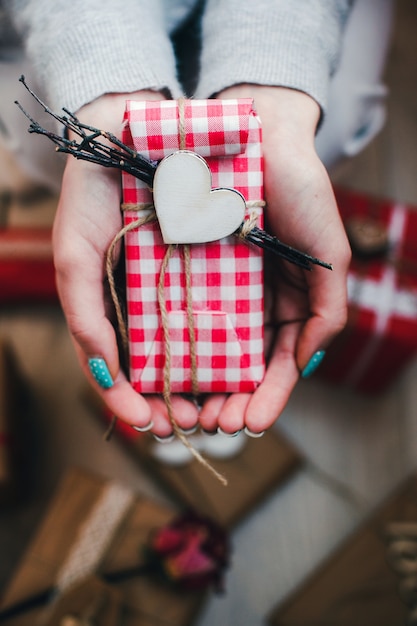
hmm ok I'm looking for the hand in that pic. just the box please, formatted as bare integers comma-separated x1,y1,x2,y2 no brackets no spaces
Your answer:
53,91,200,436
198,85,351,435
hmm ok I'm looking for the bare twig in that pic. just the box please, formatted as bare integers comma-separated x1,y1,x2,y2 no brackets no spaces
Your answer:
16,75,157,185
16,76,332,270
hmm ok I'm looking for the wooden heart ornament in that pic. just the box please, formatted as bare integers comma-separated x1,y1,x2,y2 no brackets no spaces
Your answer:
153,150,246,244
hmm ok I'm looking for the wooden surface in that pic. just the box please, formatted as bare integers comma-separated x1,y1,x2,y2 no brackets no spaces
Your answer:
1,2,417,624
268,475,417,625
130,430,302,529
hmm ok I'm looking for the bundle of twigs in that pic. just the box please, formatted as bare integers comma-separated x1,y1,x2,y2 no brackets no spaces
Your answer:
16,76,332,271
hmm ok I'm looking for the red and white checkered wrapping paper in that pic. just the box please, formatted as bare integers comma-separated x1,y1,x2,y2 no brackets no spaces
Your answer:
122,99,265,394
319,188,417,393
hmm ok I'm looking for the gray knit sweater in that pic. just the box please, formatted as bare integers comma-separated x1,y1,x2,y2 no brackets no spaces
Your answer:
1,0,353,115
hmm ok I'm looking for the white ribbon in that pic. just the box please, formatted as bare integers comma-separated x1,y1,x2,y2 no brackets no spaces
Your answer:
345,203,412,387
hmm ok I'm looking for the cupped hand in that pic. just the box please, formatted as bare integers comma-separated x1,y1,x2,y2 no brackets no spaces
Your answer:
52,90,200,437
198,85,351,435
53,86,350,439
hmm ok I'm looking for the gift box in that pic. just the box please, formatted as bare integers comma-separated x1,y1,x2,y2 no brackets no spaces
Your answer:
319,187,417,393
0,467,207,626
0,227,57,304
268,473,417,626
122,98,264,394
0,185,58,305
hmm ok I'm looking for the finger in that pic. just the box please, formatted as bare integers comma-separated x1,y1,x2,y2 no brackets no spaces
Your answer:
76,344,153,428
217,393,252,434
146,396,174,438
53,161,123,361
61,260,153,428
245,321,302,432
198,394,228,433
296,237,350,372
147,394,200,438
55,243,121,372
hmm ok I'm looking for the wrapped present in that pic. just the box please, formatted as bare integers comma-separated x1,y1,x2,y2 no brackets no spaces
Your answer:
0,185,57,305
319,187,417,393
122,98,265,394
0,467,209,626
268,474,417,626
0,227,57,304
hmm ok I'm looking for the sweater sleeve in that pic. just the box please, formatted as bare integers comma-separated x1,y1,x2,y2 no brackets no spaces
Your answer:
3,0,183,112
195,0,354,114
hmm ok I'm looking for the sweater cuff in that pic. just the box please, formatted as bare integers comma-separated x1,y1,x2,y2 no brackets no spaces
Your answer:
24,0,182,113
195,0,352,116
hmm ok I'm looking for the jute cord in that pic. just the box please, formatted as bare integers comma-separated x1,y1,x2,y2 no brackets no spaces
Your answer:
183,243,200,397
106,206,156,355
156,242,229,484
105,98,264,485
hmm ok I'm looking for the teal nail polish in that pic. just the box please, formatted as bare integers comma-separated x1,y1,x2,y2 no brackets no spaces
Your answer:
301,350,326,379
88,357,114,389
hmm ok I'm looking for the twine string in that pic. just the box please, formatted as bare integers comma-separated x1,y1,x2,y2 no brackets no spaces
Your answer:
159,97,227,484
157,242,228,485
176,96,200,397
106,205,156,357
177,97,187,150
105,99,265,486
105,99,228,485
183,244,199,397
238,207,263,238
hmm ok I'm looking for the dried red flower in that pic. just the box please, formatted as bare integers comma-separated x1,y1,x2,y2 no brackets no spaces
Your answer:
147,511,230,593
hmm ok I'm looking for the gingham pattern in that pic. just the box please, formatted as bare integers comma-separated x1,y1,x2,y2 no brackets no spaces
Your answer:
122,99,264,393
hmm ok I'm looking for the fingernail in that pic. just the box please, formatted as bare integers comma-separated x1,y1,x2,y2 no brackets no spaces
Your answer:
88,357,114,389
178,425,199,435
131,421,154,433
201,428,217,436
301,350,326,379
153,433,175,443
217,427,242,438
244,427,265,439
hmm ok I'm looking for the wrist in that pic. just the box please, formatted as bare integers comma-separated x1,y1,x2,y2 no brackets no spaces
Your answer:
218,85,320,148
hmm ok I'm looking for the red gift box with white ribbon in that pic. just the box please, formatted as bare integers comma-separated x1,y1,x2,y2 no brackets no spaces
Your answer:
319,188,417,393
121,99,265,394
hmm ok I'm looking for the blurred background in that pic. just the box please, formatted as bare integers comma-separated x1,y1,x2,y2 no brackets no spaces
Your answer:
0,1,417,624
